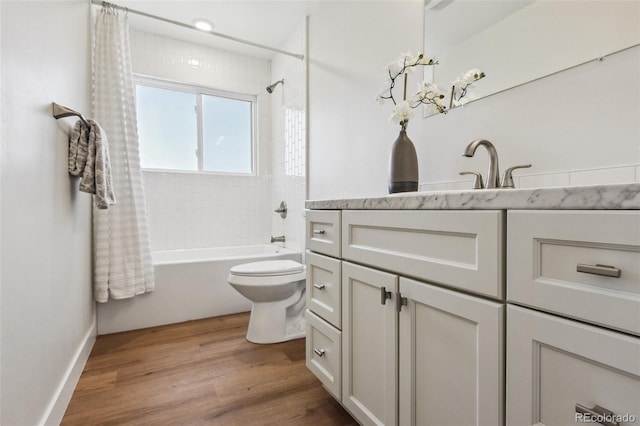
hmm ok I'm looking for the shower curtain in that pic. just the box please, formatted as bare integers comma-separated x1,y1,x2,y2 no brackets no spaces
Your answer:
92,6,155,302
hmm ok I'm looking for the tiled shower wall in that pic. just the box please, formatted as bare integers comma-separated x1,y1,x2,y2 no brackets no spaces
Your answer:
270,22,307,254
130,31,273,251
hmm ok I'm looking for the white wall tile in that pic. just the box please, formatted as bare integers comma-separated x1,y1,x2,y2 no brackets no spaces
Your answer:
132,31,274,250
570,166,636,186
419,166,638,191
519,172,571,189
270,22,307,253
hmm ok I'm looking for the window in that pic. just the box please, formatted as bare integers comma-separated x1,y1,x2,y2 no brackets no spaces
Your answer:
135,77,256,174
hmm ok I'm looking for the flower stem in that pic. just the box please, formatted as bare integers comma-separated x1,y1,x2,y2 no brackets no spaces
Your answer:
403,74,408,101
449,85,455,109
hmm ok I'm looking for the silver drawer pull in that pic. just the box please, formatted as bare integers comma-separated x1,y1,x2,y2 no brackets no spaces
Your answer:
577,263,621,278
313,283,326,290
313,229,325,235
575,403,620,426
313,348,326,357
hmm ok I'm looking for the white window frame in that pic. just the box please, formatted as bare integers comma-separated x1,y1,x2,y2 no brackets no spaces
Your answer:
134,74,258,176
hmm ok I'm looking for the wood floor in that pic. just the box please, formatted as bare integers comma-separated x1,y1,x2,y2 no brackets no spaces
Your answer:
62,312,356,426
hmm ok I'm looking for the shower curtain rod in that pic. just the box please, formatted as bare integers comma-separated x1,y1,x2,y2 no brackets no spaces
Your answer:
91,0,305,60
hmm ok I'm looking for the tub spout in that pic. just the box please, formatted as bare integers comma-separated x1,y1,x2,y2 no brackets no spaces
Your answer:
271,235,285,243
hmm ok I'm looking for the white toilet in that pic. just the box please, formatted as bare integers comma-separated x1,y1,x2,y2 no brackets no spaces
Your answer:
228,259,306,344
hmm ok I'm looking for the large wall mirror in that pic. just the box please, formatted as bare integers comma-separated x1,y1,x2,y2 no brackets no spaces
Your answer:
423,0,640,116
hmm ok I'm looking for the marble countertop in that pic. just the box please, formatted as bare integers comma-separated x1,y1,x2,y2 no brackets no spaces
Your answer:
305,183,640,210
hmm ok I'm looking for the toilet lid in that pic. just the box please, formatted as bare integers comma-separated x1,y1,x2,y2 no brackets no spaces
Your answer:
230,260,304,277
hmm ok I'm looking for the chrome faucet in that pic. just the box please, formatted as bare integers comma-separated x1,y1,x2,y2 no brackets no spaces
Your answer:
271,235,285,243
463,139,500,189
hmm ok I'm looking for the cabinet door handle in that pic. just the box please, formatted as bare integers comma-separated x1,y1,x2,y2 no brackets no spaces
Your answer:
396,293,408,312
380,286,392,305
575,403,620,426
577,263,621,278
313,229,325,235
313,348,326,357
313,283,326,290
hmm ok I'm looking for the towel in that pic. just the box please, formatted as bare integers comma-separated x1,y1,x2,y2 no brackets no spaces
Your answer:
68,119,116,209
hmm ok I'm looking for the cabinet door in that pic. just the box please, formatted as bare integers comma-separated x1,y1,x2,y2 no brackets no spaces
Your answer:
399,278,504,426
342,261,398,426
507,305,640,426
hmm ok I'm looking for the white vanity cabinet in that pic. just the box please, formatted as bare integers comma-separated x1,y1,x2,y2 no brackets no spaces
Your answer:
506,210,640,426
306,187,640,426
306,209,506,426
306,206,639,426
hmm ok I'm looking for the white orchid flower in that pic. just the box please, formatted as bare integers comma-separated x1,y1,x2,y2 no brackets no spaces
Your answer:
400,50,416,64
451,76,466,91
390,100,414,128
452,68,484,91
464,68,484,83
463,68,485,84
388,59,404,79
418,83,443,98
400,51,418,73
379,51,468,125
375,86,390,105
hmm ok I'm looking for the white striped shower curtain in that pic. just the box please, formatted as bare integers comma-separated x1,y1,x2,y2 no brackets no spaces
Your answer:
92,6,154,302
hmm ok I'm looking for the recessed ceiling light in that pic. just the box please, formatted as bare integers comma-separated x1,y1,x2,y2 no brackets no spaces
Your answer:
193,19,213,32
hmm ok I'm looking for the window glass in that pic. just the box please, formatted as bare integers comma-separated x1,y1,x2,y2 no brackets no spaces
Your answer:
135,79,255,174
201,95,253,173
136,85,198,171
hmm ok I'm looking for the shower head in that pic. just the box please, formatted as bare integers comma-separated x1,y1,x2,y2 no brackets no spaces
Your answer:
266,79,284,93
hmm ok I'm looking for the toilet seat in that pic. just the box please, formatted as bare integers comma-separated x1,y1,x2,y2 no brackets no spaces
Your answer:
228,260,306,286
230,260,304,277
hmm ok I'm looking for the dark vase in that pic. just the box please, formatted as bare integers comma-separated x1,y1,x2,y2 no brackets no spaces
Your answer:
388,130,418,193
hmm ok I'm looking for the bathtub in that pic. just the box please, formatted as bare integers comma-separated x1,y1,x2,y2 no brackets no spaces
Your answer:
96,244,301,335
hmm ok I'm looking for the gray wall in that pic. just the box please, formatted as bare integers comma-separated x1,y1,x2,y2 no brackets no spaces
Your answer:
1,2,95,424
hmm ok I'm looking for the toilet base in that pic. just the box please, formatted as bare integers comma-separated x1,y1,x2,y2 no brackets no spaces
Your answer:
245,298,306,344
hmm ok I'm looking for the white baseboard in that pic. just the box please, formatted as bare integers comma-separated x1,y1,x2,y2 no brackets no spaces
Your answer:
39,316,97,426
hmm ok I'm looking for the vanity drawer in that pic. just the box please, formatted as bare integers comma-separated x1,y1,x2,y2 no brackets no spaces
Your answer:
306,210,341,258
507,305,640,426
305,309,341,400
306,251,341,328
342,210,505,299
508,210,640,335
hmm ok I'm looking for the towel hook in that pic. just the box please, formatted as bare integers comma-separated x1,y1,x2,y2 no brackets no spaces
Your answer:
52,102,90,128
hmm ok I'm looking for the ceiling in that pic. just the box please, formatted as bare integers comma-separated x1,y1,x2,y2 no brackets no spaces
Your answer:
103,1,317,59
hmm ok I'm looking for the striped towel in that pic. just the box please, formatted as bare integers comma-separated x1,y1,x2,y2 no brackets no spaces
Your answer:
68,119,116,209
